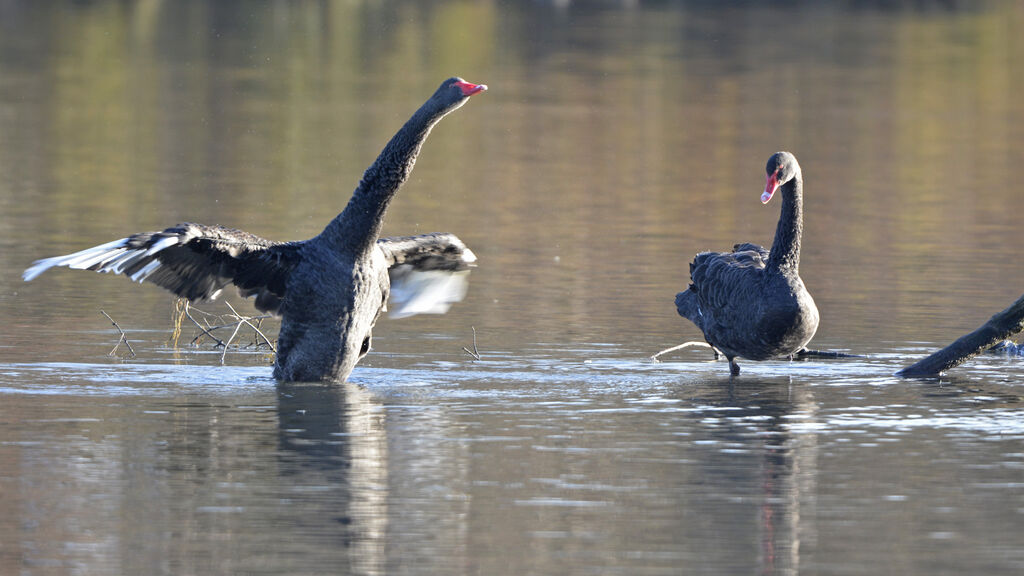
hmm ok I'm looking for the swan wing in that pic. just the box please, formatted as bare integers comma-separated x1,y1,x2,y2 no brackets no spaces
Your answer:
378,233,476,319
683,244,769,339
23,223,302,315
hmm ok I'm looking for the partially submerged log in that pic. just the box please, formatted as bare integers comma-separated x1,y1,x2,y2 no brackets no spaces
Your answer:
897,292,1024,377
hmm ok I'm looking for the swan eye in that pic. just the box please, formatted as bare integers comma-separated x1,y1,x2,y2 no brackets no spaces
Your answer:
359,336,371,356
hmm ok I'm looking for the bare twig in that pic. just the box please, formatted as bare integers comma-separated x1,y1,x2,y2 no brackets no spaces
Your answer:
793,348,864,359
650,341,715,362
92,300,277,363
100,310,136,359
183,302,227,347
244,317,266,348
220,318,245,365
463,326,481,360
224,301,277,353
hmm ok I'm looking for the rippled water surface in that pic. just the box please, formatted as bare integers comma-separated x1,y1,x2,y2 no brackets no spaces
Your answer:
2,1,1024,574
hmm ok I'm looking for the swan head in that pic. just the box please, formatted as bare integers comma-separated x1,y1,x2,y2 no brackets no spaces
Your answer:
761,151,801,204
430,77,487,116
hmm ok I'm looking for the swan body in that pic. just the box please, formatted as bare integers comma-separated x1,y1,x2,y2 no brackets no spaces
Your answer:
675,152,819,376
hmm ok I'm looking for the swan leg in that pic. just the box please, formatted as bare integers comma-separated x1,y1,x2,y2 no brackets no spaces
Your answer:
728,358,740,376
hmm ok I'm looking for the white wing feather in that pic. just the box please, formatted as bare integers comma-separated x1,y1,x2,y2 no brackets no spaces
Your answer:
22,238,132,282
388,266,471,319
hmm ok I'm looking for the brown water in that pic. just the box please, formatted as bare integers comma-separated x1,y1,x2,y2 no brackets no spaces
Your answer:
2,1,1024,574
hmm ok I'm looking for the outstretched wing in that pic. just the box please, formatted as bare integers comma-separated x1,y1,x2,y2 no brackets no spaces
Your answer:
23,222,303,315
377,233,476,319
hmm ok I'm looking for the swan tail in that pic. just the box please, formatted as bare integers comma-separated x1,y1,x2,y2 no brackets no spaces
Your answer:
675,288,703,328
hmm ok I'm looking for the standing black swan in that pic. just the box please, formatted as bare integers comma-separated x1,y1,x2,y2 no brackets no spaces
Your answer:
675,151,819,376
24,77,487,383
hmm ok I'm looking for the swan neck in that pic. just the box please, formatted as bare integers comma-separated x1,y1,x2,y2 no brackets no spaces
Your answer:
320,101,450,256
766,175,803,274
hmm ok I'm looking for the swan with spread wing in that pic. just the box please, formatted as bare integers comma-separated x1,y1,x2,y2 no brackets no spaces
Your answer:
24,77,486,383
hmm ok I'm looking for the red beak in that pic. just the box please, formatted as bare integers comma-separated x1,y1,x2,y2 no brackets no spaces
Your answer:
761,172,779,204
455,80,488,97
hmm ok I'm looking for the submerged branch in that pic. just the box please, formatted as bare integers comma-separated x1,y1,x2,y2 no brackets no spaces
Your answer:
100,310,136,359
224,301,277,353
650,341,716,362
220,317,246,365
171,299,275,355
651,343,862,364
898,292,1024,377
463,326,481,360
181,301,227,347
793,348,864,359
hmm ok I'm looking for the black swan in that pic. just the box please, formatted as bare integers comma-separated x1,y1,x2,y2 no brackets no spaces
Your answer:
675,151,819,376
24,77,487,383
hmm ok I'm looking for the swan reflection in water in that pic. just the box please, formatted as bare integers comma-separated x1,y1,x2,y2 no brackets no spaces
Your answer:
275,380,472,573
275,383,389,574
668,378,819,574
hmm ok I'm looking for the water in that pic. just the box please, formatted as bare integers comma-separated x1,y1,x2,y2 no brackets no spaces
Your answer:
2,1,1024,574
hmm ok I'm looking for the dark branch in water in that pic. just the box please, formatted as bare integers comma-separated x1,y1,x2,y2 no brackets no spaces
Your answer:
100,310,136,359
463,326,481,360
898,292,1024,377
